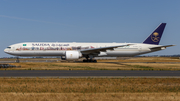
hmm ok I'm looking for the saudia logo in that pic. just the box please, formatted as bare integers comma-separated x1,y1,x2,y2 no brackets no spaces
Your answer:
32,43,69,46
151,32,159,42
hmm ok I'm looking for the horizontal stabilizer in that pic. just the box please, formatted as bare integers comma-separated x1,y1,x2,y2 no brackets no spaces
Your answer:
150,45,175,50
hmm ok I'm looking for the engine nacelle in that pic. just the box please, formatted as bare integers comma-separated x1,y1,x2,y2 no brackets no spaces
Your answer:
64,51,82,60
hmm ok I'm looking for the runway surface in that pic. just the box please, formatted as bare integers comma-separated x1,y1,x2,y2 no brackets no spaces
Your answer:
1,70,180,78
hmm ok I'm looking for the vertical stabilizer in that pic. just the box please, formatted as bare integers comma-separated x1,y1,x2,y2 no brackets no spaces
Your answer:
143,23,166,45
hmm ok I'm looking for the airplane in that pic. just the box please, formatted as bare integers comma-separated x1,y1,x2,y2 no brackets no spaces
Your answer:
4,23,174,62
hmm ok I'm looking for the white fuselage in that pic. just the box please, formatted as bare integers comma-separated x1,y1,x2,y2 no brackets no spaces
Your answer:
4,42,164,57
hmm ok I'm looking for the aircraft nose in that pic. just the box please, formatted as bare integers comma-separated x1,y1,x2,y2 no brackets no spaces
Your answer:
4,48,9,53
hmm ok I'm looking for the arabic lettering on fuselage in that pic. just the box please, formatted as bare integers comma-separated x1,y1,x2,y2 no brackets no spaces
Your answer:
32,43,69,46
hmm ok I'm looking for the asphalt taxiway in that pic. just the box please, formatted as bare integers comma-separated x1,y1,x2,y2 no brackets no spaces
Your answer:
0,70,180,78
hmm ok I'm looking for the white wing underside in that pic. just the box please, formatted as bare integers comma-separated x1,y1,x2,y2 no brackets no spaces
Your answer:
80,44,132,54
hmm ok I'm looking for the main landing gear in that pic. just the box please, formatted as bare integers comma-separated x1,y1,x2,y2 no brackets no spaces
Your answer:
83,55,97,63
83,59,97,62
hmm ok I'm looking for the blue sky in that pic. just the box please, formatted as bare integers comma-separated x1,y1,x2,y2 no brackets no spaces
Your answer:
0,0,180,57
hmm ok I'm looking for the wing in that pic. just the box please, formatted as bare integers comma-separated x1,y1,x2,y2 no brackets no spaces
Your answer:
80,44,132,54
150,45,175,50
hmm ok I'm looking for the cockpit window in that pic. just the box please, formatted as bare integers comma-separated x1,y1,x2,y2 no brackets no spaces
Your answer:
7,47,11,49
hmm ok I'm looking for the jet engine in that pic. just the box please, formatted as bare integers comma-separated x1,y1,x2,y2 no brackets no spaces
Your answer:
61,51,82,60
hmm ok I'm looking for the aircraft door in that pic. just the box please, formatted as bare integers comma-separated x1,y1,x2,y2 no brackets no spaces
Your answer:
139,46,142,52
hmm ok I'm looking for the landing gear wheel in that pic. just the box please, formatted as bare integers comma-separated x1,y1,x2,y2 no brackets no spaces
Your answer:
89,59,92,62
83,59,97,62
93,60,97,63
16,57,20,63
83,59,87,62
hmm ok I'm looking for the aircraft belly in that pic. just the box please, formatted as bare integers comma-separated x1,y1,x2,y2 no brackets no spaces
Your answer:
9,51,65,56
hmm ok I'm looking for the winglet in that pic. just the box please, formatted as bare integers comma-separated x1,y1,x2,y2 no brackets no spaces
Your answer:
143,23,166,45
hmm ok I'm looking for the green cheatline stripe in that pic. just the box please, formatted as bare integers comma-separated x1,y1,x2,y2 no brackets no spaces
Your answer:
23,44,26,46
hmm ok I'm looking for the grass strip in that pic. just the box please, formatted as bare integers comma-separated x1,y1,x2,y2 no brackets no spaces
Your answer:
0,78,180,93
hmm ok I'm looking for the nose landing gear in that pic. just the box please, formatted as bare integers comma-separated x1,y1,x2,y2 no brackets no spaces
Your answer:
16,57,20,63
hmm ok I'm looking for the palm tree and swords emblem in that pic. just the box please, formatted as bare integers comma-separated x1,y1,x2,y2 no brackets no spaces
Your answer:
151,32,159,42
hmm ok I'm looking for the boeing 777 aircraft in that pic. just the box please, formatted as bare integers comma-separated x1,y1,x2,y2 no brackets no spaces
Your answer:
4,23,174,62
